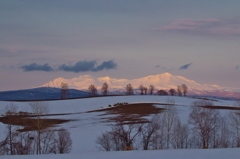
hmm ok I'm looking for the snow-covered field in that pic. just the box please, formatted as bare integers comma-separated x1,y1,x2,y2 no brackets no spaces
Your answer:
1,148,239,159
0,95,239,158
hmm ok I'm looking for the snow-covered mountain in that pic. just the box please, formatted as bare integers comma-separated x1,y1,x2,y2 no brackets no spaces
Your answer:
40,72,239,98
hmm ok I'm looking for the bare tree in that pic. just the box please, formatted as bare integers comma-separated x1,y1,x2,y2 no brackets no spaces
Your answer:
140,115,160,150
152,121,165,149
112,124,142,149
30,128,72,154
228,111,240,147
1,105,36,155
151,114,163,150
177,86,182,96
97,123,142,151
111,133,124,151
139,85,144,95
88,84,98,96
187,130,202,149
169,89,176,96
0,103,72,155
181,84,188,96
29,102,49,154
138,85,147,95
215,117,230,148
56,129,72,154
2,104,18,155
162,105,178,149
40,130,56,154
96,131,113,151
126,84,134,95
13,131,35,155
0,131,34,155
101,82,109,96
61,82,68,99
149,85,155,95
189,100,220,148
171,119,189,149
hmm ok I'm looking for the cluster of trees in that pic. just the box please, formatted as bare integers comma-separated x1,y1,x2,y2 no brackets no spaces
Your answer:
0,102,72,155
157,84,187,96
87,82,188,97
87,82,108,96
125,83,187,96
96,99,240,151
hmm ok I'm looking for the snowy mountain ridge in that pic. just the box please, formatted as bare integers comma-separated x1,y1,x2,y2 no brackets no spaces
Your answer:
40,73,239,98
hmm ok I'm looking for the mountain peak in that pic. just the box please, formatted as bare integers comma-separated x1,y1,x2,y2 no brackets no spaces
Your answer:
40,73,238,93
161,72,172,76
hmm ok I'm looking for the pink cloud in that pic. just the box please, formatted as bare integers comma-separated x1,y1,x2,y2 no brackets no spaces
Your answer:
155,18,240,36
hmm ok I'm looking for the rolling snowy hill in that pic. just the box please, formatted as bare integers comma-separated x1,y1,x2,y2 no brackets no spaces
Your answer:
0,87,88,100
0,96,239,158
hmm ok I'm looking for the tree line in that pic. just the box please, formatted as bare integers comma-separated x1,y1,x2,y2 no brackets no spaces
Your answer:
86,82,188,97
96,99,240,151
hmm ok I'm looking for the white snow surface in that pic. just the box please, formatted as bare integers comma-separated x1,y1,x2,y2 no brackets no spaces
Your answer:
0,95,239,158
1,148,239,159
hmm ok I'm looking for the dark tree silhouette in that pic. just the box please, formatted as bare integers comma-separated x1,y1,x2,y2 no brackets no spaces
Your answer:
181,84,188,96
140,115,160,150
101,82,109,96
57,129,72,154
177,86,182,96
139,85,145,95
29,102,49,154
157,90,168,95
149,85,155,95
126,84,134,95
169,89,176,96
61,82,68,99
189,100,220,149
88,84,98,96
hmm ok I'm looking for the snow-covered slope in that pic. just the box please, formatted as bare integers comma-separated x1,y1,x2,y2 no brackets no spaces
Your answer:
1,148,239,159
40,73,239,98
0,96,239,159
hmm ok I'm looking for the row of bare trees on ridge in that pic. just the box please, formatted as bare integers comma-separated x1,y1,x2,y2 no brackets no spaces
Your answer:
96,99,240,151
86,82,188,97
60,81,188,99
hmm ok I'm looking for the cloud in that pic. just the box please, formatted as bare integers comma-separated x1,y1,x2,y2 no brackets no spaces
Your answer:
58,60,96,73
236,65,239,70
154,17,240,37
92,60,117,72
58,60,117,73
179,63,192,70
20,63,54,72
155,63,193,71
18,60,117,73
155,65,174,72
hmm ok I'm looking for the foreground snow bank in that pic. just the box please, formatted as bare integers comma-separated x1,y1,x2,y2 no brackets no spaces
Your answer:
1,148,240,159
